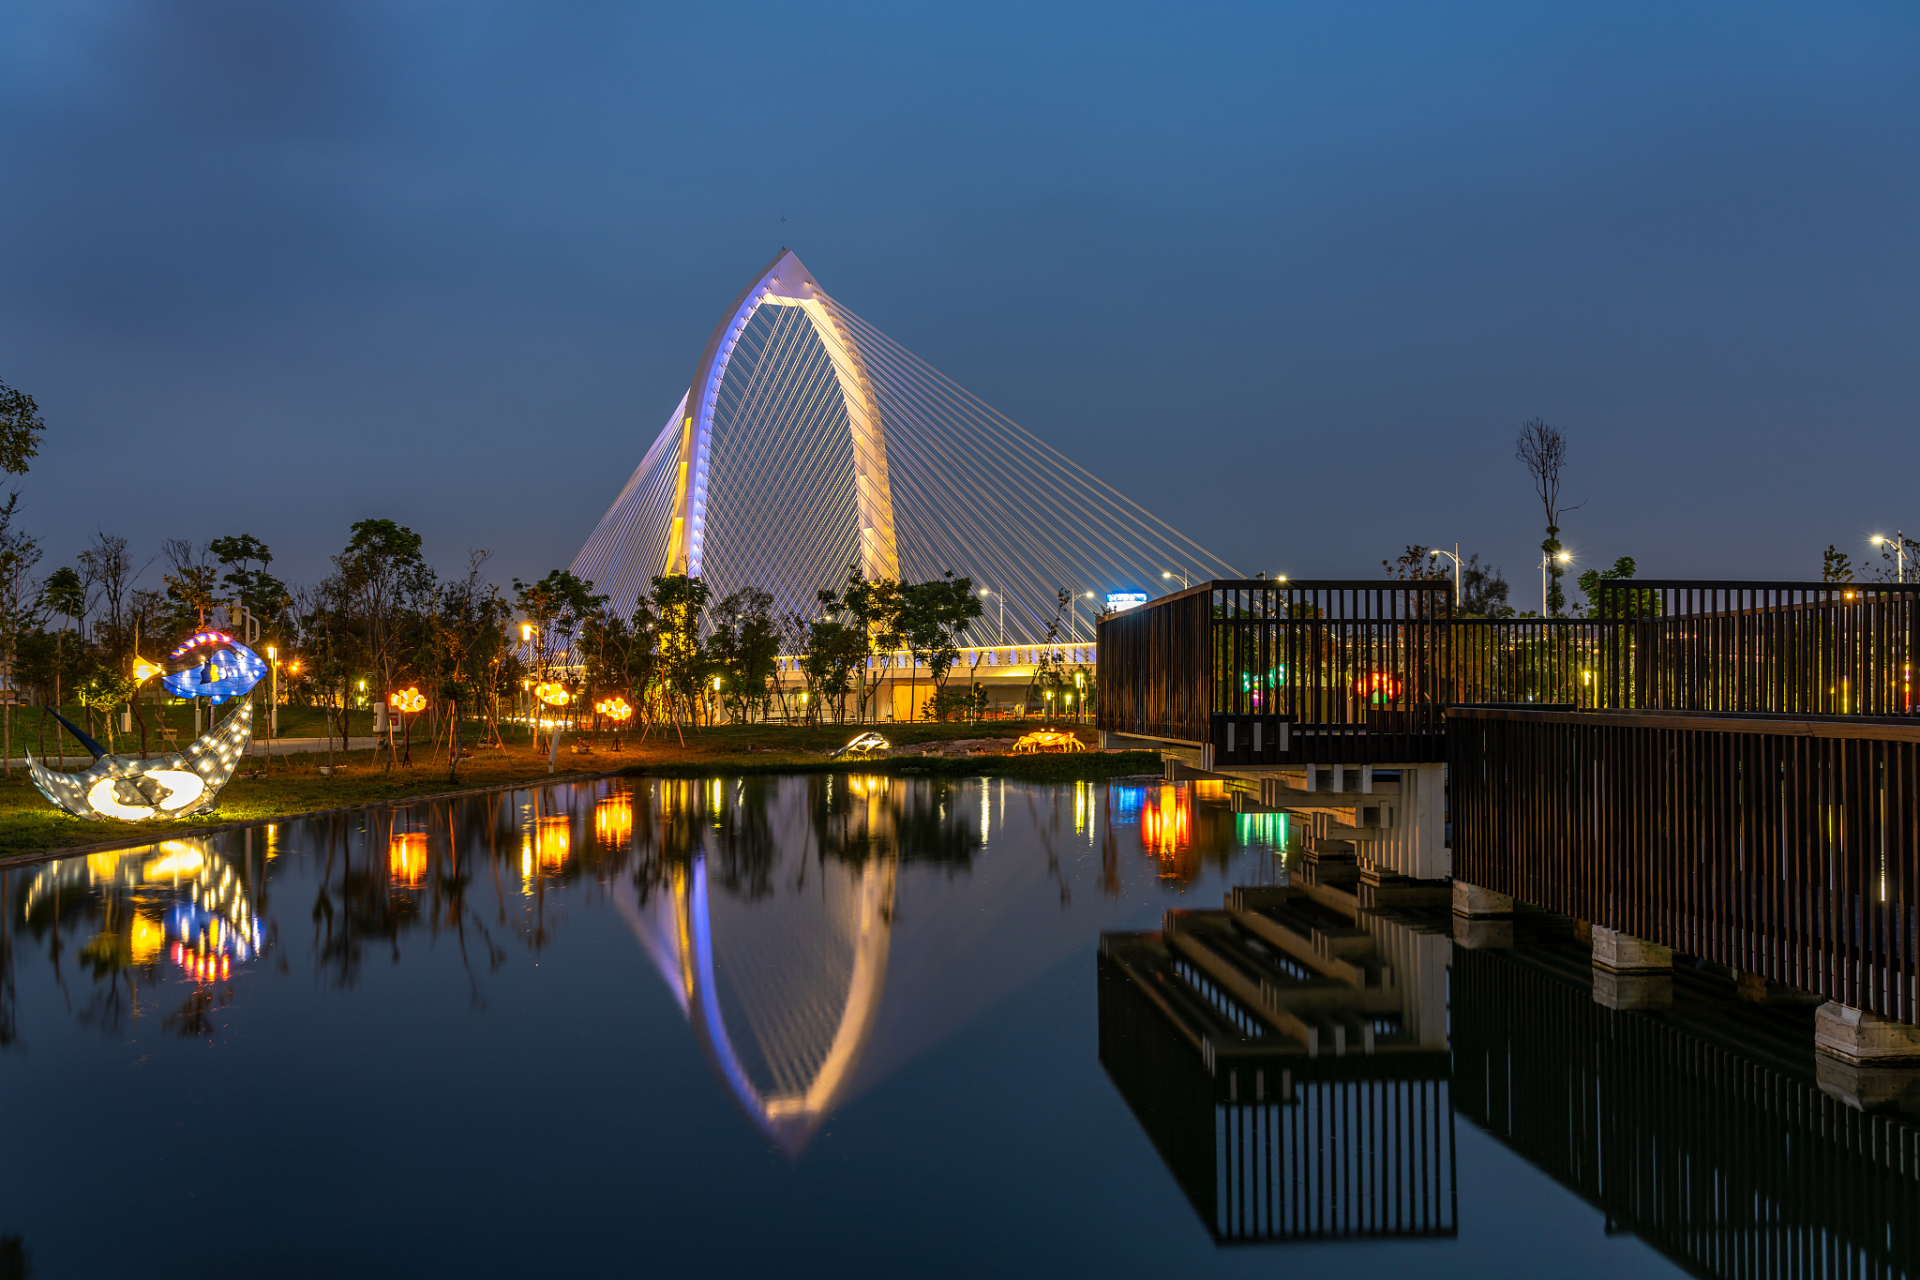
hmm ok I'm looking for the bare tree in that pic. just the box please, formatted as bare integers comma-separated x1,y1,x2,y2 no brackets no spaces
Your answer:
77,532,152,666
1515,418,1582,616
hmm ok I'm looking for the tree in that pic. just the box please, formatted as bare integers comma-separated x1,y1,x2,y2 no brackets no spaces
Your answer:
77,532,151,669
1515,418,1583,616
1823,545,1856,583
1459,554,1513,618
1576,556,1655,618
0,520,40,772
648,574,710,736
41,566,84,712
338,520,433,768
511,569,601,683
210,533,289,629
0,380,45,476
426,551,510,782
709,587,779,723
837,565,902,722
160,539,220,632
894,572,982,721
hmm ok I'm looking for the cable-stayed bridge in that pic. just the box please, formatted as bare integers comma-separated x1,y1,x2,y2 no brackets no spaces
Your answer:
573,250,1237,643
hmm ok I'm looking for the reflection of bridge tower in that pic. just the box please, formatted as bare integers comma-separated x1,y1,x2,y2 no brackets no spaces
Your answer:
615,779,899,1157
1100,885,1455,1242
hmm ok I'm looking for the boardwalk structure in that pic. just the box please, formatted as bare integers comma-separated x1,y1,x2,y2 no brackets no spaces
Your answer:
1098,579,1920,1055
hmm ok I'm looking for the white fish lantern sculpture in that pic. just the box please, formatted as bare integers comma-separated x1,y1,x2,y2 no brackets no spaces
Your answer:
27,633,266,820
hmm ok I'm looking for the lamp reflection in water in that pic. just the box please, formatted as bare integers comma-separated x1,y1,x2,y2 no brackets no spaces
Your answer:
521,815,572,880
594,795,634,847
389,832,429,887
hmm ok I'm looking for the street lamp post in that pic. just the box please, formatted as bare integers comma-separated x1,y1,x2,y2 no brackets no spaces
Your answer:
1162,570,1190,590
1540,549,1572,616
1872,532,1908,584
1427,544,1462,608
1069,590,1095,641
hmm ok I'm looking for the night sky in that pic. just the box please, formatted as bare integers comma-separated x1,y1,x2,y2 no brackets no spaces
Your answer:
2,2,1915,604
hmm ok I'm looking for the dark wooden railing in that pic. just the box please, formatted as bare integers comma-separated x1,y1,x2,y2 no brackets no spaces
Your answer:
1101,579,1920,766
1597,580,1920,716
1450,706,1920,1022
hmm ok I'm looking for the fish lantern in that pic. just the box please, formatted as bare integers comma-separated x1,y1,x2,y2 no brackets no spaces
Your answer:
594,696,633,722
160,632,268,705
389,687,428,714
535,682,571,706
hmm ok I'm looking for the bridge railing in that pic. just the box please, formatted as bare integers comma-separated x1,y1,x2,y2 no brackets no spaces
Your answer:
1451,705,1920,1022
1600,580,1920,716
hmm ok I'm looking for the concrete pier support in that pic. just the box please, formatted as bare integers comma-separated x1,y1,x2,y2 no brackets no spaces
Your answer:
1814,1002,1920,1065
1451,881,1513,918
1591,926,1673,973
1590,926,1673,1010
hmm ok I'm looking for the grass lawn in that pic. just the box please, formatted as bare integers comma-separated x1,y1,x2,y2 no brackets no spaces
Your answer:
0,717,1160,861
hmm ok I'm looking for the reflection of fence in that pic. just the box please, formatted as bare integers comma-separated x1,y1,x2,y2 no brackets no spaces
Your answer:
1454,941,1920,1280
1451,706,1920,1022
1098,953,1456,1244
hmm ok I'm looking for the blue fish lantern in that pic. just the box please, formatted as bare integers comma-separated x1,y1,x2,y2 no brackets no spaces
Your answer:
161,631,267,705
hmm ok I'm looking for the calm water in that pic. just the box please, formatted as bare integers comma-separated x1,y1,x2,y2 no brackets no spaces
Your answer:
0,774,1912,1278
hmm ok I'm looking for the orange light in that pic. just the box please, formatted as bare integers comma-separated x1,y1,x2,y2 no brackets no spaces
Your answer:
594,797,633,846
528,815,571,872
1352,671,1403,701
389,831,428,886
1141,783,1193,873
1011,729,1086,754
535,681,571,706
389,687,427,714
131,655,165,683
594,695,634,722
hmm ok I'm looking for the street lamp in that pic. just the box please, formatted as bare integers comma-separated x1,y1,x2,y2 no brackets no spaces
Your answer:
1162,570,1190,590
1871,532,1908,584
266,646,279,742
1540,549,1572,616
1069,590,1095,641
1428,544,1462,607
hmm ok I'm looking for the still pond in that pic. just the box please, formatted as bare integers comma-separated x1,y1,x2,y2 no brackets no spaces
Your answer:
0,774,1912,1278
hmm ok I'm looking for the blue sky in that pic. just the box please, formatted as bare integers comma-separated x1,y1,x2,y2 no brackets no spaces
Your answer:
1,0,1915,599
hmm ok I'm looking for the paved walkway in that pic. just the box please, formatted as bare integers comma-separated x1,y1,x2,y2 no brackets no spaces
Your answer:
8,737,387,769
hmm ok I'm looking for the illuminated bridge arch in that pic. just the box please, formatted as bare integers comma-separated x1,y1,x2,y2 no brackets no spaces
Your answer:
574,249,1238,641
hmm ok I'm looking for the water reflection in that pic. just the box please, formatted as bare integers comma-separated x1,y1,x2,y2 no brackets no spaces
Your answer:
1100,887,1456,1242
1453,918,1920,1280
1103,892,1920,1272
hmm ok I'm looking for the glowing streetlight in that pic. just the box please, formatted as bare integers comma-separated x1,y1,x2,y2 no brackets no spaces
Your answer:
1162,569,1189,590
1540,549,1572,616
1428,544,1462,607
1871,532,1908,584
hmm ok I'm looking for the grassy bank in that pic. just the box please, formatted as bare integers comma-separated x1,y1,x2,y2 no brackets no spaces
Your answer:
0,718,1158,859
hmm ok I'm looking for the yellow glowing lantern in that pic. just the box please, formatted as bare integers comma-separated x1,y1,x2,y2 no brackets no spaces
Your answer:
389,831,428,886
131,654,165,684
535,681,571,706
595,695,634,722
1011,729,1086,754
389,687,427,714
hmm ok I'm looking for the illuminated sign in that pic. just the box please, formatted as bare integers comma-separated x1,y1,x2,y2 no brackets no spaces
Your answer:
1106,592,1148,612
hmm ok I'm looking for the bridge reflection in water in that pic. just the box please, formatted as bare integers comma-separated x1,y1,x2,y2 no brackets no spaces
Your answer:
1100,887,1456,1243
1103,897,1920,1271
